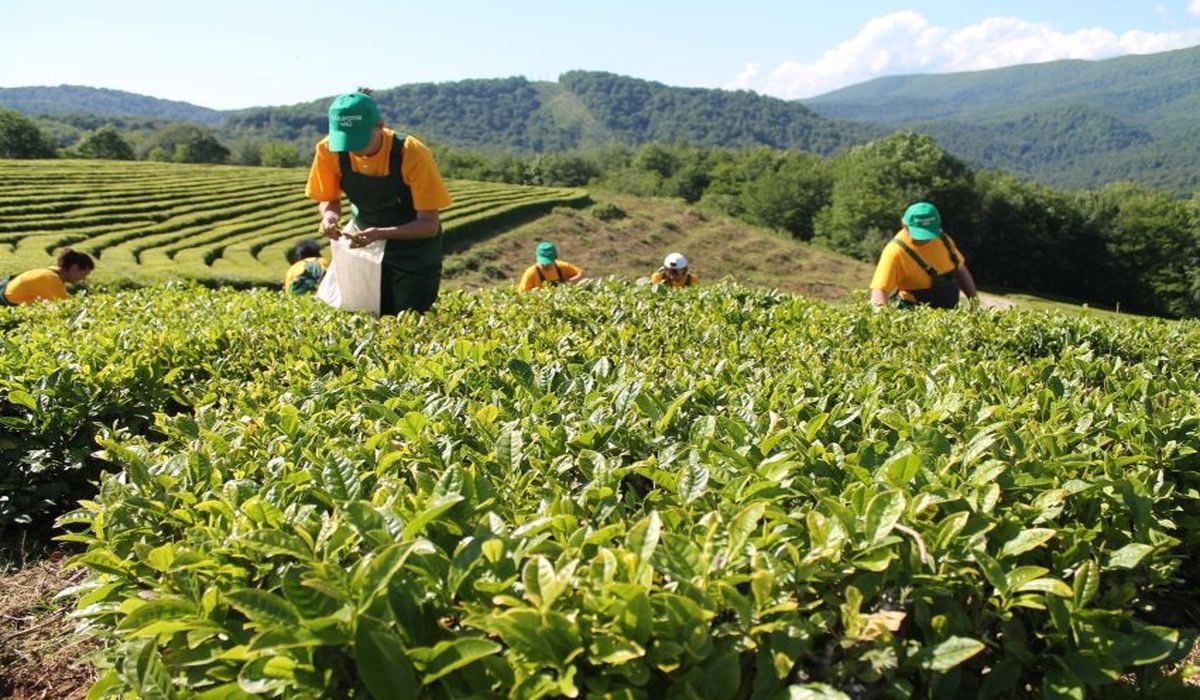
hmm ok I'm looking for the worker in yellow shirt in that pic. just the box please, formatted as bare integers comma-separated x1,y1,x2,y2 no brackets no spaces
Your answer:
284,239,328,295
869,201,978,310
1,248,94,306
650,252,699,288
517,241,584,292
305,88,453,314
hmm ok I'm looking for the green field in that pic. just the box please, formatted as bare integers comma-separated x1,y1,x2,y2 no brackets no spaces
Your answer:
4,283,1200,697
0,159,588,287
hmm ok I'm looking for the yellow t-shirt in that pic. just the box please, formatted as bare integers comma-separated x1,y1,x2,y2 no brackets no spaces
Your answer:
869,230,965,303
650,270,699,288
305,128,453,211
3,268,69,304
284,257,329,294
517,261,583,292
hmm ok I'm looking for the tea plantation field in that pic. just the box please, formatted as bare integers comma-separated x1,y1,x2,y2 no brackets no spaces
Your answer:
3,283,1200,697
0,160,588,287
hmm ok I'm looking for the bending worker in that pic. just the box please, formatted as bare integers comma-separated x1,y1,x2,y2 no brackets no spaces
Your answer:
517,241,584,292
869,201,978,310
305,88,453,314
651,252,699,288
1,248,94,306
284,239,328,295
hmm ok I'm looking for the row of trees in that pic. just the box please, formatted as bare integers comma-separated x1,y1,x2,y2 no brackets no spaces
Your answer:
0,109,304,166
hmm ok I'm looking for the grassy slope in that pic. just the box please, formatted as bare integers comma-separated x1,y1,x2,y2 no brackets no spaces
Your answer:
442,191,873,301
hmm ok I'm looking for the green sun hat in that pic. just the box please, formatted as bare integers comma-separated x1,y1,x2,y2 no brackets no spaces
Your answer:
536,241,558,265
902,201,943,241
327,92,381,152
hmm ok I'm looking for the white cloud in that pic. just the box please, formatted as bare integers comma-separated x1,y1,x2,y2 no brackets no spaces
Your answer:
749,11,1200,99
730,62,760,90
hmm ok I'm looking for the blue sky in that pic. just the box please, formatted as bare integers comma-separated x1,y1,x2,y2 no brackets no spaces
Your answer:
2,0,1200,109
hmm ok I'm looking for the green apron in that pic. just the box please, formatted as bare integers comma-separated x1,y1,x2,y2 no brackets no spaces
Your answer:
890,236,961,310
338,133,443,314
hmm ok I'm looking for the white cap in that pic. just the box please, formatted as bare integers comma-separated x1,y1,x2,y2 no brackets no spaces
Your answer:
664,252,688,270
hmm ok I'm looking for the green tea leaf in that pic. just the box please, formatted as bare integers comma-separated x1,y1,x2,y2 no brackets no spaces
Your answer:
917,636,985,672
677,461,709,504
865,491,906,544
725,502,766,563
627,512,663,566
225,588,301,627
999,528,1056,559
1073,559,1100,607
495,423,524,471
1108,543,1155,569
118,598,197,632
355,618,418,699
419,637,502,683
7,389,38,411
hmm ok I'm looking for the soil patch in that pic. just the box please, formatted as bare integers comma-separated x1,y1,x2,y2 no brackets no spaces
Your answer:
0,554,97,699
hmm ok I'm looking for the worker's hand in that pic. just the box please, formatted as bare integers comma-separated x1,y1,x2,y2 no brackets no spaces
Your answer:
348,227,381,248
319,212,342,239
967,296,982,311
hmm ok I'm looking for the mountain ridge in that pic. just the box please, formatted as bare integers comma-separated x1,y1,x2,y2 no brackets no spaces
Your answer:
3,44,1200,192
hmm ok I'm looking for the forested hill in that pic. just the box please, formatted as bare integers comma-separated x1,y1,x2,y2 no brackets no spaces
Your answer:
1,73,878,157
802,44,1200,193
221,72,879,155
0,85,222,124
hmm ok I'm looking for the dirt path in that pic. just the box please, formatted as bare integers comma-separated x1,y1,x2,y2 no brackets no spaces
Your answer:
0,555,96,699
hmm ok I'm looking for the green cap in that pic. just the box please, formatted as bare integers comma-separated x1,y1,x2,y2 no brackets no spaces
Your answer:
902,201,942,241
327,92,381,152
536,241,558,265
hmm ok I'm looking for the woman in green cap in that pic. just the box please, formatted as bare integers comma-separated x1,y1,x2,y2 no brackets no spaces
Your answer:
868,201,979,310
517,241,585,292
305,88,453,314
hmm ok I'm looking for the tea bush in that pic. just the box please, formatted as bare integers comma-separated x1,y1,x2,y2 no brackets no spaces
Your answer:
10,282,1200,697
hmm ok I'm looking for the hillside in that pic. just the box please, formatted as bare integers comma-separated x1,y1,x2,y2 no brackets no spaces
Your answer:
221,72,878,155
4,74,877,157
0,85,222,124
441,190,874,300
802,45,1200,192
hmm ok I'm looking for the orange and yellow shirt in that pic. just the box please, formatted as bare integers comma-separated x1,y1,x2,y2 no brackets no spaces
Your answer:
650,270,700,288
869,230,965,303
284,257,329,293
3,268,69,304
517,261,583,292
305,128,452,211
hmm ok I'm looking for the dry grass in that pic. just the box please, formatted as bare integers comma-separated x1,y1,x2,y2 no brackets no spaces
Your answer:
441,191,874,300
0,554,98,699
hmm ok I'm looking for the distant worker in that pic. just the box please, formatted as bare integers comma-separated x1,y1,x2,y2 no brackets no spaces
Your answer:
650,252,699,288
517,241,585,292
0,248,94,306
305,88,453,314
284,239,328,295
869,202,978,310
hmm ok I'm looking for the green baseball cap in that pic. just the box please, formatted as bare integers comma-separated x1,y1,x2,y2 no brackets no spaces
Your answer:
536,241,558,265
902,201,942,241
327,92,381,152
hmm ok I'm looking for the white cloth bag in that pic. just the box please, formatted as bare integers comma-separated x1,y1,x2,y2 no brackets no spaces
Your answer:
316,236,386,315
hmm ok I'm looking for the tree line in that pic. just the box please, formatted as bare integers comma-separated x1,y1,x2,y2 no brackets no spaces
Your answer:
0,109,306,167
3,106,1197,317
